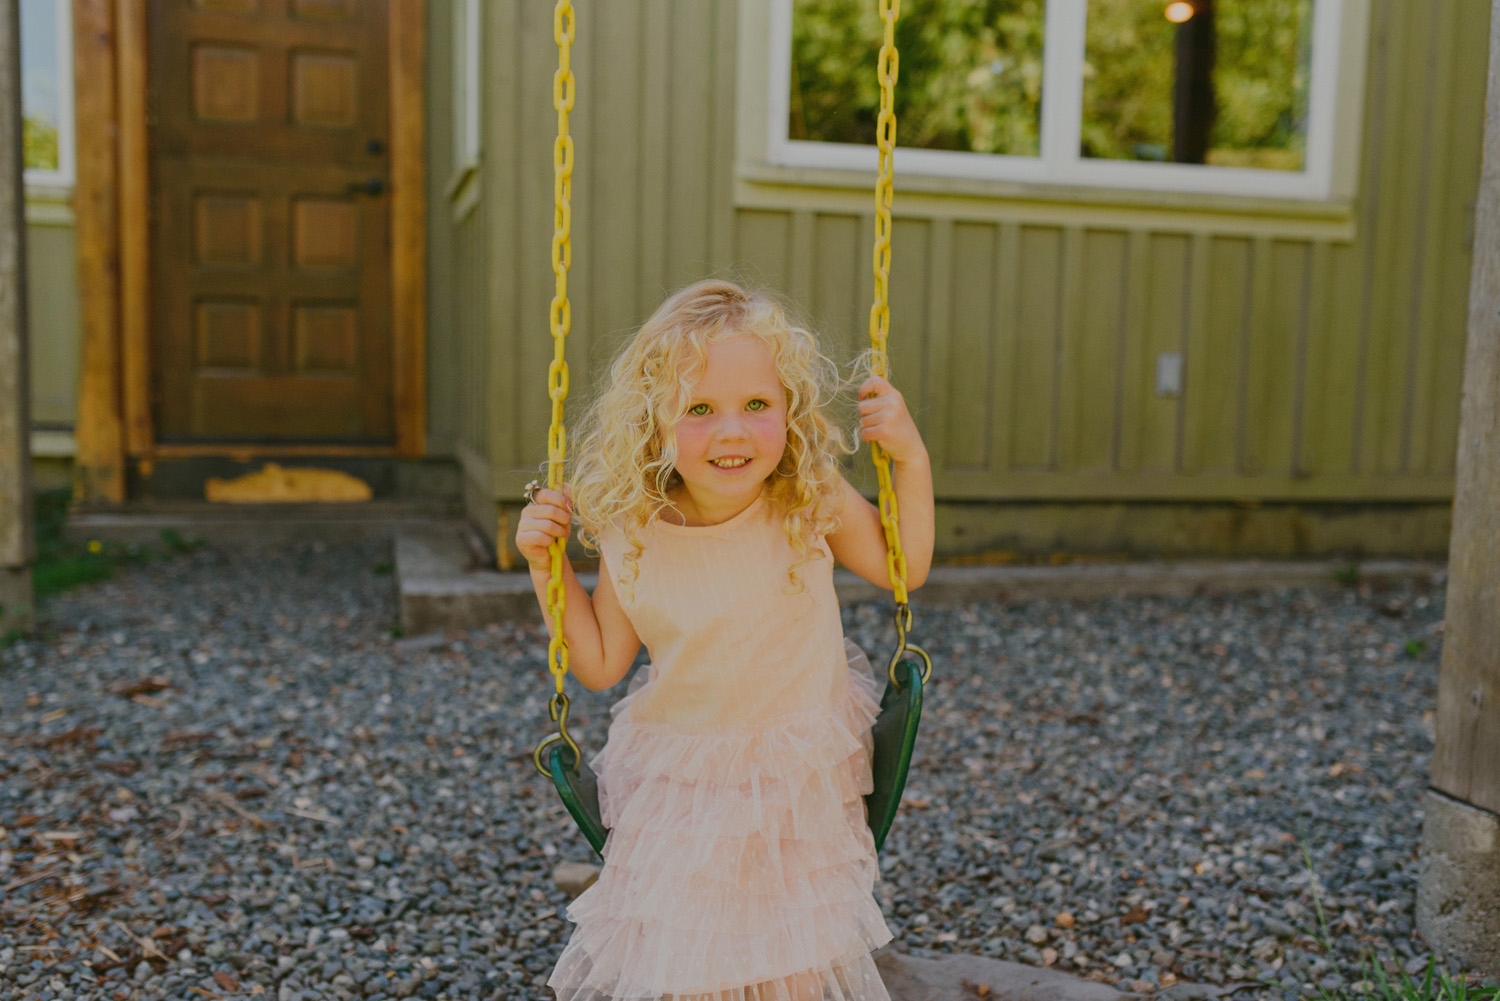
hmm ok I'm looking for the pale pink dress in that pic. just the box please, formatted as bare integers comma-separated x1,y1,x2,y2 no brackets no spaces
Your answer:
547,489,894,1001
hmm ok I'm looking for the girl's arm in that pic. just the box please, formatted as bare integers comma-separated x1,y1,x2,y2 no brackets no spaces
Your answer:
517,486,640,690
826,375,935,590
826,463,933,591
526,561,639,691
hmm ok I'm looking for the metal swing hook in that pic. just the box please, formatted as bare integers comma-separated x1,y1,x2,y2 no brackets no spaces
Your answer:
885,601,934,690
532,691,582,778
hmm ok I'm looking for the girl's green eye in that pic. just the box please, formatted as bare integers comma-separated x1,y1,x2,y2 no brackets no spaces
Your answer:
688,401,767,415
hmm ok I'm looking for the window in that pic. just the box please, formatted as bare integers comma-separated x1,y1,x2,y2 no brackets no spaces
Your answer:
21,0,74,188
452,0,482,171
771,0,1346,200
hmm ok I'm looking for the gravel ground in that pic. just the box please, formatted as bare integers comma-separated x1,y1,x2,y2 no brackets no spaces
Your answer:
0,539,1484,1001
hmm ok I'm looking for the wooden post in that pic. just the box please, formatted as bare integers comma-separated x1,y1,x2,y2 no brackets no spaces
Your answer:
70,0,125,503
1415,0,1500,975
0,0,34,635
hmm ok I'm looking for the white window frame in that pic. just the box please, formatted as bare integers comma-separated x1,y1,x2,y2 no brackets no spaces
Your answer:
452,0,482,172
766,0,1355,202
22,0,75,190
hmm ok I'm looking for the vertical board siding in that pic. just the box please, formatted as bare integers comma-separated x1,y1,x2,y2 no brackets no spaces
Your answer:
590,1,642,379
735,210,791,292
946,223,996,471
1188,237,1249,475
460,217,488,459
1429,0,1488,477
1323,243,1366,477
566,0,597,390
1357,0,1410,478
664,0,715,290
886,218,929,432
1013,227,1061,470
1402,0,1456,475
1380,0,1437,476
1295,242,1332,478
434,0,1486,508
1264,241,1310,477
1074,231,1126,472
810,214,862,365
1116,231,1153,475
1053,228,1086,475
638,0,671,307
921,219,954,474
991,223,1022,475
485,0,522,478
1142,234,1188,474
514,0,562,482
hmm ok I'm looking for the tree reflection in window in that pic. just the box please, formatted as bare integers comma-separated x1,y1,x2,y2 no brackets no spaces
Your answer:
790,0,1046,157
1083,0,1314,170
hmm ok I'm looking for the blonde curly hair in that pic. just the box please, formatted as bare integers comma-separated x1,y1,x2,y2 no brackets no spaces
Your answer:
562,279,861,601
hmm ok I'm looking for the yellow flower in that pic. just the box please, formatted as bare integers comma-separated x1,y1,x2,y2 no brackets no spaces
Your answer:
87,540,102,553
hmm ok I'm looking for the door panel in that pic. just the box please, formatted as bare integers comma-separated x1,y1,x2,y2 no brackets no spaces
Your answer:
150,0,393,442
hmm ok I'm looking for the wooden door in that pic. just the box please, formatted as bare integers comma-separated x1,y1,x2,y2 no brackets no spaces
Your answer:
150,0,394,442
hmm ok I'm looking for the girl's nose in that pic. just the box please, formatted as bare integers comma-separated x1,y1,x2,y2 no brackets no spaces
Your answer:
715,416,748,439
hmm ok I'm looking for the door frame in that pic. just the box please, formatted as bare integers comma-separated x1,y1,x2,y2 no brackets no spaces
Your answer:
72,0,427,502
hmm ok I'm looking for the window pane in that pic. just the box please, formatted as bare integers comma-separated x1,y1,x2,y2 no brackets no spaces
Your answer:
791,0,1046,157
1081,0,1314,170
21,0,64,172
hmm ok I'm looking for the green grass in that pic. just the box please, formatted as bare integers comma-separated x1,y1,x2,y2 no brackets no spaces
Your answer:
1333,563,1362,586
1296,829,1499,1001
1325,955,1500,1001
1,490,209,646
28,489,203,601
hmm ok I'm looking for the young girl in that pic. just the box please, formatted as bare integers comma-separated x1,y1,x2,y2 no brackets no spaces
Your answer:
516,279,934,1001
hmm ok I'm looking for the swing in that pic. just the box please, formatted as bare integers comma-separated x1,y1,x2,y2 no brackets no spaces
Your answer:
528,0,928,860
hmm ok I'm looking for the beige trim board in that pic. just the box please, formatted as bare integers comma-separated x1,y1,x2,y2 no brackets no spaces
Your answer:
735,170,1360,241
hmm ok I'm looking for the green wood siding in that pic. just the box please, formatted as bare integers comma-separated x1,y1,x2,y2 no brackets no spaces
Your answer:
427,0,1485,549
26,210,80,429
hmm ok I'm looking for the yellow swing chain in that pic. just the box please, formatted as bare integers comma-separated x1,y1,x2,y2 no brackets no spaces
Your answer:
867,0,931,691
533,0,580,778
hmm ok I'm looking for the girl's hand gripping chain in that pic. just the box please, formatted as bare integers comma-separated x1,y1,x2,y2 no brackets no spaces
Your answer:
857,375,926,466
517,484,575,573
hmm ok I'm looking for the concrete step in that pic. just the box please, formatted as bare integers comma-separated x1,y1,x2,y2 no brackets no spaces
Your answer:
68,499,462,547
396,521,1446,635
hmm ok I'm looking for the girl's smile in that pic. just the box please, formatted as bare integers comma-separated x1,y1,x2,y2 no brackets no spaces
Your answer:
668,333,788,524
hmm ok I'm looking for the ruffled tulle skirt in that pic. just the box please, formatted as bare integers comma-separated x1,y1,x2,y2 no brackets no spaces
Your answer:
547,639,894,1001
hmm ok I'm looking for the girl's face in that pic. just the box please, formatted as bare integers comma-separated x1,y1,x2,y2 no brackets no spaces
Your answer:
668,332,788,515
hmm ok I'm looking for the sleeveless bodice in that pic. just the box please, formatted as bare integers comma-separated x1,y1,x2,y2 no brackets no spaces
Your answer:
594,490,850,730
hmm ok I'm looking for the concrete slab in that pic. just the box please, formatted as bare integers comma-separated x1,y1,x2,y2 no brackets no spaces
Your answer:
835,556,1443,605
873,948,1133,1001
397,521,1445,634
398,522,550,635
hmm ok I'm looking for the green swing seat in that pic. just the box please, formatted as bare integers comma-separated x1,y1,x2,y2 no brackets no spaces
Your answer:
546,655,925,859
